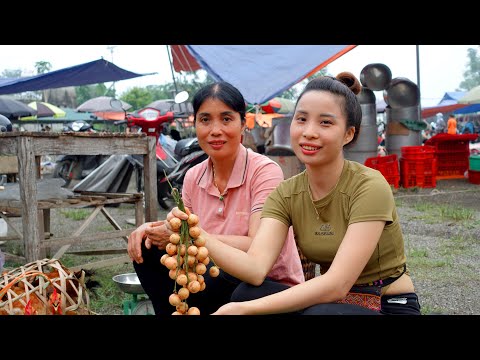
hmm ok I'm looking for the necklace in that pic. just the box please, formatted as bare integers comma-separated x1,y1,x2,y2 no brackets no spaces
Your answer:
307,184,321,220
212,164,225,201
306,173,341,221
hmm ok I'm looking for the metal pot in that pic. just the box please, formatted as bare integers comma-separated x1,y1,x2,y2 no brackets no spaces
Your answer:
360,63,392,91
385,77,420,108
357,87,376,105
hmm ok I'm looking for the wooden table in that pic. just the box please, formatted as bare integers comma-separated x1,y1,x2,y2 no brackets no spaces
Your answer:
0,132,158,263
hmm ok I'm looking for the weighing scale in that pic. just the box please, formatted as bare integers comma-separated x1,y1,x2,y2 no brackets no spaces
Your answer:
112,273,155,315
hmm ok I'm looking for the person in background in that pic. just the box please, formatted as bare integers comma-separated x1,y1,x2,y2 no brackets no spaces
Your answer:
462,118,475,134
422,128,432,143
435,113,446,133
447,114,457,135
127,81,304,315
168,72,421,315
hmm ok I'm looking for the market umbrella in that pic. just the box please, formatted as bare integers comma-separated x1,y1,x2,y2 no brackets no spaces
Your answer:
20,101,66,120
76,96,132,113
0,96,37,119
146,99,193,113
458,85,480,104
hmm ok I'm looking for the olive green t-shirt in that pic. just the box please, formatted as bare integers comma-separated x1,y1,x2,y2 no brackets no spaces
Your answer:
262,160,406,285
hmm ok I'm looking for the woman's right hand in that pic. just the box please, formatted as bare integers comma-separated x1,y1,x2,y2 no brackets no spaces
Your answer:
127,220,164,264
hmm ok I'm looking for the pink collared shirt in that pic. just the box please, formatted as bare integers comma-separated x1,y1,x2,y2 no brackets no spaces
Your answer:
182,144,305,287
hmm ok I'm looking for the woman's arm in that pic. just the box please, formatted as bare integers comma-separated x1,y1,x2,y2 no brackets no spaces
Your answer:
168,209,289,286
213,220,386,315
208,210,261,252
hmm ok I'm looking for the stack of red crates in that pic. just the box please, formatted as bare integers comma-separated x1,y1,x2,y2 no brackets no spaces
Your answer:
364,154,400,188
425,133,478,179
400,145,437,188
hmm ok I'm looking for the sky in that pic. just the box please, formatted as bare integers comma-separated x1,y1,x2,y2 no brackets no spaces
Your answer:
0,45,476,108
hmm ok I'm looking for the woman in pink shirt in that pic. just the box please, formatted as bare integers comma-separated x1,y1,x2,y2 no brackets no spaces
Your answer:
127,81,304,315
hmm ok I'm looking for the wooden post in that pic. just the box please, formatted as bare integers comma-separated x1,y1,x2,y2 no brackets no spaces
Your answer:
135,196,144,226
17,137,42,262
144,136,158,222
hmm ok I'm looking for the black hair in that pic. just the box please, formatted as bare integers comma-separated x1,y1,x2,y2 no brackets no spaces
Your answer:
192,81,246,124
294,72,363,147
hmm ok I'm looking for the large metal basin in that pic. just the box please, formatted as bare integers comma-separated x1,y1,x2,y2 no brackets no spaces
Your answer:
112,273,146,295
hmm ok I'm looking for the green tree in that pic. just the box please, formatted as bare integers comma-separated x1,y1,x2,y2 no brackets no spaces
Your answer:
75,83,116,106
459,46,480,91
119,72,215,111
34,61,52,74
120,87,153,110
1,69,22,78
35,61,52,101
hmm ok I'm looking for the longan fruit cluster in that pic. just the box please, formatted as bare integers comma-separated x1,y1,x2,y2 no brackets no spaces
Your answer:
160,212,220,315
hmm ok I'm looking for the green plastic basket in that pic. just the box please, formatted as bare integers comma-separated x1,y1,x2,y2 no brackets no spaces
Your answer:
469,155,480,171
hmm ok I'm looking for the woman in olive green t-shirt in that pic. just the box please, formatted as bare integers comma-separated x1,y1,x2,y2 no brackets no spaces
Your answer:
168,72,421,315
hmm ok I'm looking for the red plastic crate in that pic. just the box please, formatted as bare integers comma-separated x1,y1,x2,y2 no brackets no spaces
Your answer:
468,170,480,185
425,133,478,152
401,145,436,160
364,154,400,188
425,134,477,179
400,157,437,188
435,151,470,178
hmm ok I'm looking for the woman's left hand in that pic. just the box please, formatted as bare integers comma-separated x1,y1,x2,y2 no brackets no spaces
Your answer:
211,302,247,315
166,206,191,222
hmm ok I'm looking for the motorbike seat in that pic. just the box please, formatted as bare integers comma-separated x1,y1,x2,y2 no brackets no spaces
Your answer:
174,138,200,157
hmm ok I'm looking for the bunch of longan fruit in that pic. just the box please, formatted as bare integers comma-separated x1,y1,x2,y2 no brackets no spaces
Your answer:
160,193,220,315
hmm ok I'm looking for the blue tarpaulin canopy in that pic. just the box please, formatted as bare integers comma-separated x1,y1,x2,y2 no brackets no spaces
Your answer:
0,58,155,95
421,91,480,118
172,45,356,104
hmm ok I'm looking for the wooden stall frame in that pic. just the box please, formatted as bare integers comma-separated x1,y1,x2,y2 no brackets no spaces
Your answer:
0,132,158,264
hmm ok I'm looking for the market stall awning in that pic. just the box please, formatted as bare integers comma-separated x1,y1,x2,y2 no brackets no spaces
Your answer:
170,45,356,104
0,59,155,95
421,103,470,118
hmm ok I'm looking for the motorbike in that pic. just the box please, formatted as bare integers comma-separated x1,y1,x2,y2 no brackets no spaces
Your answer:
53,121,109,187
113,92,207,210
0,115,13,186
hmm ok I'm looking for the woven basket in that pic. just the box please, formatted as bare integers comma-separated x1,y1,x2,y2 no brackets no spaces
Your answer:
0,258,93,315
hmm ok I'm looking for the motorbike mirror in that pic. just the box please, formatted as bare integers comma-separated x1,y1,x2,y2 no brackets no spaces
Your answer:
174,91,189,104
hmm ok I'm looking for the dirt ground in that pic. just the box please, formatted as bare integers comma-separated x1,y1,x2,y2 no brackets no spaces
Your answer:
392,178,480,314
1,175,479,315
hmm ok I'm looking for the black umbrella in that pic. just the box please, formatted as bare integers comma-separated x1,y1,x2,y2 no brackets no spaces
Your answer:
0,96,37,119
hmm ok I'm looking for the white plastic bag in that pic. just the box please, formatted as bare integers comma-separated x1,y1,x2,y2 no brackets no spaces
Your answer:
0,218,6,237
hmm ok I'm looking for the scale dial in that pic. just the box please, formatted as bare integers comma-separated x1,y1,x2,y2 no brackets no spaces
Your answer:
132,300,155,315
